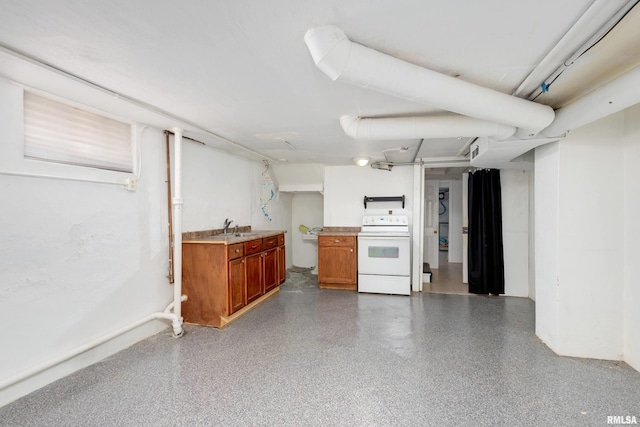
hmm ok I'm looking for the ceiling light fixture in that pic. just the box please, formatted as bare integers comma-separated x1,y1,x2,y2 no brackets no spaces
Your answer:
353,156,370,166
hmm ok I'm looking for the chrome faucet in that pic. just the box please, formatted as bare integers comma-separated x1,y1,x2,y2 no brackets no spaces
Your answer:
223,218,233,235
233,224,239,235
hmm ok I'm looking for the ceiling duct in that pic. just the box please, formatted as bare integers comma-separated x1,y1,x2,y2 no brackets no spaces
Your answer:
470,137,559,169
304,25,555,136
340,114,516,141
541,64,640,137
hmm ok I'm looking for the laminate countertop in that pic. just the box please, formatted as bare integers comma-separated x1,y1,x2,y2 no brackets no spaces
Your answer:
182,230,285,245
317,227,360,237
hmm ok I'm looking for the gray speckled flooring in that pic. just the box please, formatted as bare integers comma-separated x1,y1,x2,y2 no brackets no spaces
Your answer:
1,268,639,426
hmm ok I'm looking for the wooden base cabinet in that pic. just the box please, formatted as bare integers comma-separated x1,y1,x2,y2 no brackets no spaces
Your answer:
228,257,246,314
318,235,357,290
263,248,278,293
245,252,263,305
277,247,286,284
182,233,286,328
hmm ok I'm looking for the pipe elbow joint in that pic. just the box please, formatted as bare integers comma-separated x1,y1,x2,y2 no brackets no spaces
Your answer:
340,115,360,138
305,26,351,81
171,319,184,338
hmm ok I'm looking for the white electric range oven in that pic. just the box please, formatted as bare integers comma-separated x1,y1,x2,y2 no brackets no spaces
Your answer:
357,214,411,295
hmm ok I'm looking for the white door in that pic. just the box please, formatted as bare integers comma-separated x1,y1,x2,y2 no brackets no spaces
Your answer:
424,180,440,269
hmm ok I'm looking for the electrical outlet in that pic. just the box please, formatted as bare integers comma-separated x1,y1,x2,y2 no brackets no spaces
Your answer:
125,177,136,191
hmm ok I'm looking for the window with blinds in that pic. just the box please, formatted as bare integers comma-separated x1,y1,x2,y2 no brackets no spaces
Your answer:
23,92,133,173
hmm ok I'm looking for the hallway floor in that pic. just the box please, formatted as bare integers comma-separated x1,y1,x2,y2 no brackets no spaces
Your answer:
423,251,469,295
1,269,639,426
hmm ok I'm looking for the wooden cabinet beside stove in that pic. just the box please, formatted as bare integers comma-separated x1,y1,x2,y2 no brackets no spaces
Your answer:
182,233,285,328
318,234,357,290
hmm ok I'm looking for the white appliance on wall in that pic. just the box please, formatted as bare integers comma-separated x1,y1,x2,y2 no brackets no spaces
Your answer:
358,214,411,295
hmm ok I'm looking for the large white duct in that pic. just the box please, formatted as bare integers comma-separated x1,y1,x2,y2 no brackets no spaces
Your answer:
340,114,516,141
305,25,555,135
541,65,640,137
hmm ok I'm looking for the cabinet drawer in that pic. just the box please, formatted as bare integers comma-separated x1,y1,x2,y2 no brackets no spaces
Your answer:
228,243,243,260
244,239,263,255
277,233,285,246
318,235,356,247
263,235,278,250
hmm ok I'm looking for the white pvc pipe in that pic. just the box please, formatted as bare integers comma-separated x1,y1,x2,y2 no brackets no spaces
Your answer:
340,114,516,141
541,65,640,137
512,0,633,98
0,305,183,391
171,127,184,323
305,26,555,135
1,44,276,163
0,169,127,186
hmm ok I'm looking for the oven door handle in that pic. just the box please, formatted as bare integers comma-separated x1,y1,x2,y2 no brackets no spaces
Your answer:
358,235,409,240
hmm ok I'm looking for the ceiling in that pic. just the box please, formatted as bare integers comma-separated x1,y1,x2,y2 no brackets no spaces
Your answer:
1,0,639,169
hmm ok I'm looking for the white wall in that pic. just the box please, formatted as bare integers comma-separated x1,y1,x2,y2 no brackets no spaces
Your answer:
501,170,531,297
0,75,291,406
324,166,414,226
0,76,173,406
179,140,292,240
291,193,323,268
528,159,536,301
535,112,625,361
534,142,561,352
623,104,640,372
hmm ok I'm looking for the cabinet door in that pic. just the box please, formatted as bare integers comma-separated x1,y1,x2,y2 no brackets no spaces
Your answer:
276,245,286,285
228,258,246,314
318,236,357,285
263,248,278,293
245,253,263,304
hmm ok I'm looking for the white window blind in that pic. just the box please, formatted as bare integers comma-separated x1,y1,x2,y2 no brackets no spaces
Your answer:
23,92,133,173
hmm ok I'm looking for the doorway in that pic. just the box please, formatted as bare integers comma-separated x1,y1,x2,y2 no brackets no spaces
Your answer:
422,177,468,295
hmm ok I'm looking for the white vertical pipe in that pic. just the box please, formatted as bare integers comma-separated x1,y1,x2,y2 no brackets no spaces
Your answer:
171,127,184,322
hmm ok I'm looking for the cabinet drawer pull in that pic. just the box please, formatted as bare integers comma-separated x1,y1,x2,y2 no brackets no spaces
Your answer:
251,245,257,249
334,239,340,243
235,249,240,253
350,249,353,252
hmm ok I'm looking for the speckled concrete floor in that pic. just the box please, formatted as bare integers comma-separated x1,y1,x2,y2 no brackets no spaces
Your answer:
1,268,639,426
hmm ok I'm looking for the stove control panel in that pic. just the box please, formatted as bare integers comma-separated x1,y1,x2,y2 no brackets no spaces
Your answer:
361,214,409,226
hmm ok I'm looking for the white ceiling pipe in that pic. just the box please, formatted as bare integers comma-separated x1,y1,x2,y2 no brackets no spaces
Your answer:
340,115,516,141
541,65,640,137
305,26,555,135
512,0,635,98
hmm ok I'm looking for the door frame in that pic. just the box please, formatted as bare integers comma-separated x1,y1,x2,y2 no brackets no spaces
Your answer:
411,165,424,292
412,164,469,292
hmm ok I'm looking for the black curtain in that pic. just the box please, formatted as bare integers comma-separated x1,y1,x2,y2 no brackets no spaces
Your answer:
468,169,505,295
